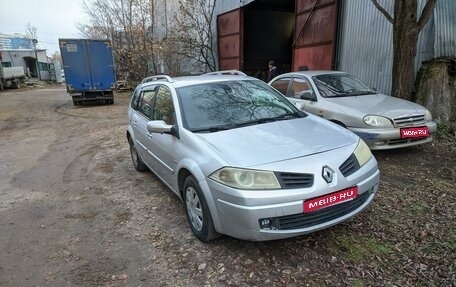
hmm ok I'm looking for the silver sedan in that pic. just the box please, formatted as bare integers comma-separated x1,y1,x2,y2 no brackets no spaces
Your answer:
269,71,437,150
127,74,380,241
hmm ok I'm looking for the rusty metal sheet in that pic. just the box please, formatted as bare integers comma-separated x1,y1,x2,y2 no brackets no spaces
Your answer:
295,5,336,46
293,44,333,70
219,59,242,71
218,35,241,59
217,9,243,70
297,0,334,13
293,0,337,71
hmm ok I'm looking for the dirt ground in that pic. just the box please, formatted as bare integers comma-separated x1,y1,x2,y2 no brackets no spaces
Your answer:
0,87,454,287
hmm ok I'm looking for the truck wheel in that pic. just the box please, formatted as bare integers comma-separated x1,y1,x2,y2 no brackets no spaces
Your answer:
183,176,219,242
12,80,20,89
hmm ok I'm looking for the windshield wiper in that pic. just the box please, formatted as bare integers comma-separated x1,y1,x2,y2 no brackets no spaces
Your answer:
332,91,377,97
348,91,377,96
191,124,236,133
236,112,302,127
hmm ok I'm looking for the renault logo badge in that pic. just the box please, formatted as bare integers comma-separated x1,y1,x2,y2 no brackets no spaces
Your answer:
322,166,334,183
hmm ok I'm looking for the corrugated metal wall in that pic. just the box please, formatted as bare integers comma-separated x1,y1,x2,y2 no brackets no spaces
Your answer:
434,0,456,57
214,0,254,17
338,0,456,96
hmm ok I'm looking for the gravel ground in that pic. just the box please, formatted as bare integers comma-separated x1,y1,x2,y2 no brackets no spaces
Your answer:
0,87,454,287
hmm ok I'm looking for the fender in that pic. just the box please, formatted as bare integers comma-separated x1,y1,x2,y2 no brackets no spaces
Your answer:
176,158,223,234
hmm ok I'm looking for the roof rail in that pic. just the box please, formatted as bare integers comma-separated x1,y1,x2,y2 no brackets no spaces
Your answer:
141,75,173,84
203,70,247,76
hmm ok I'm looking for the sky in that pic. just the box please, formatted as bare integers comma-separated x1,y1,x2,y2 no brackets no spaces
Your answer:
0,0,89,55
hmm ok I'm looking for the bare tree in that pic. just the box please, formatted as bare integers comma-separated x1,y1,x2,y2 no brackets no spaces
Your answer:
167,0,217,73
25,22,37,40
372,0,437,101
79,0,157,83
51,51,62,65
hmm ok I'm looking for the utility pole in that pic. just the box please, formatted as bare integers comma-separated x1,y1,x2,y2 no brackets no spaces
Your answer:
32,39,41,80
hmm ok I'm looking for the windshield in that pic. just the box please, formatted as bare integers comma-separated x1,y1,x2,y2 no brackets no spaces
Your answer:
312,74,376,98
177,80,302,132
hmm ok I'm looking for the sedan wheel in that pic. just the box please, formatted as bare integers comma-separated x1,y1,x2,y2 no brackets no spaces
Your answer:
183,176,219,242
129,139,147,172
186,186,203,231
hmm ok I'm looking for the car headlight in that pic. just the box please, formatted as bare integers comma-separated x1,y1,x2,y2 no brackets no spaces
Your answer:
209,167,280,190
425,109,432,122
354,139,372,167
363,115,393,128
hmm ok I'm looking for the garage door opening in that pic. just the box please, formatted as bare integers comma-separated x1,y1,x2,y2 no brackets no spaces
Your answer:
217,0,295,81
243,0,295,81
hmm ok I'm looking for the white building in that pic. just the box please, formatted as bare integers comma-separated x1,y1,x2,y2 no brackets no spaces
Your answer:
1,49,51,80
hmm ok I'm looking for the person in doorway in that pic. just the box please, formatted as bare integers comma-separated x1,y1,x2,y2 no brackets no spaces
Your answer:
267,60,280,82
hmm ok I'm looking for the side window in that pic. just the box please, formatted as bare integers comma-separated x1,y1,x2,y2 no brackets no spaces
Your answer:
152,86,175,125
271,77,291,95
290,77,314,99
138,87,158,119
130,88,141,110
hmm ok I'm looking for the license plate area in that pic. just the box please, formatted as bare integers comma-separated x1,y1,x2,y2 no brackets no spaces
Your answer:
400,126,429,138
303,187,358,213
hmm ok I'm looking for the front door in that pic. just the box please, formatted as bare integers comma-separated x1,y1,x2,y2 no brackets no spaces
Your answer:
144,85,178,185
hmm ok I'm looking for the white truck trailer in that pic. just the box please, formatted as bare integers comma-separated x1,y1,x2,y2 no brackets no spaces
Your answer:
0,66,26,90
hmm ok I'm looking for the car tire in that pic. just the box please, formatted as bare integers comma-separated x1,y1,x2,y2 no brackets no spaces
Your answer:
12,80,20,89
183,176,219,242
129,139,147,172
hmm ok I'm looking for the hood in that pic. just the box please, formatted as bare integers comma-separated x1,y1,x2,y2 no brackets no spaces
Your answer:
329,94,427,119
195,115,358,167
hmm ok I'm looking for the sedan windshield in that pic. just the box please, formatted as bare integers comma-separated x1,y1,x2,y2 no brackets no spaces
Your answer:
177,80,302,132
312,74,377,98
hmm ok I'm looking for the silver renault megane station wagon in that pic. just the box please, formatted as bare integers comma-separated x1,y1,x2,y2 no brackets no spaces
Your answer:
126,72,380,242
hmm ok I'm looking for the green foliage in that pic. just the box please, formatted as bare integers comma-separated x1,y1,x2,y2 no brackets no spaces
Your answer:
437,122,456,139
327,233,393,262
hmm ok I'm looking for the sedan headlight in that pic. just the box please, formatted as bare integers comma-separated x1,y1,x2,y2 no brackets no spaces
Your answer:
425,109,432,122
209,167,280,190
354,139,372,167
363,115,393,128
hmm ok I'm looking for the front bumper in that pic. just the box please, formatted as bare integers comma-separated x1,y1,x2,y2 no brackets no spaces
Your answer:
348,122,437,150
202,157,380,241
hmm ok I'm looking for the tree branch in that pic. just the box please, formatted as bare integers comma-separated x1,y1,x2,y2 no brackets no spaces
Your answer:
371,0,394,24
417,0,437,31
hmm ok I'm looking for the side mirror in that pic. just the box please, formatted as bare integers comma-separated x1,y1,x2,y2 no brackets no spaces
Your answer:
147,120,180,138
298,90,316,101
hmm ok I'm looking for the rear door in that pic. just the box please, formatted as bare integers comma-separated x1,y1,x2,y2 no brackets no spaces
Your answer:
292,0,338,71
86,40,116,91
59,39,116,91
59,39,92,91
217,9,243,70
132,86,158,166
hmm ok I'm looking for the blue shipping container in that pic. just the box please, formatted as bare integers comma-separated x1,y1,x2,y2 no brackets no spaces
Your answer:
59,39,116,105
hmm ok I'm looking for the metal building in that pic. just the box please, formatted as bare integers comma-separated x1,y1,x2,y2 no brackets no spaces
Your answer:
214,0,456,94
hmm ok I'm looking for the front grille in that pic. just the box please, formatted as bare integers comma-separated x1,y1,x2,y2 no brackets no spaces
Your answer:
339,154,360,177
265,190,372,230
387,137,429,146
393,114,425,127
275,172,314,189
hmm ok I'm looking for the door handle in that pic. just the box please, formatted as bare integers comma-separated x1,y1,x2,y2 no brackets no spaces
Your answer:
132,121,138,126
147,133,153,138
